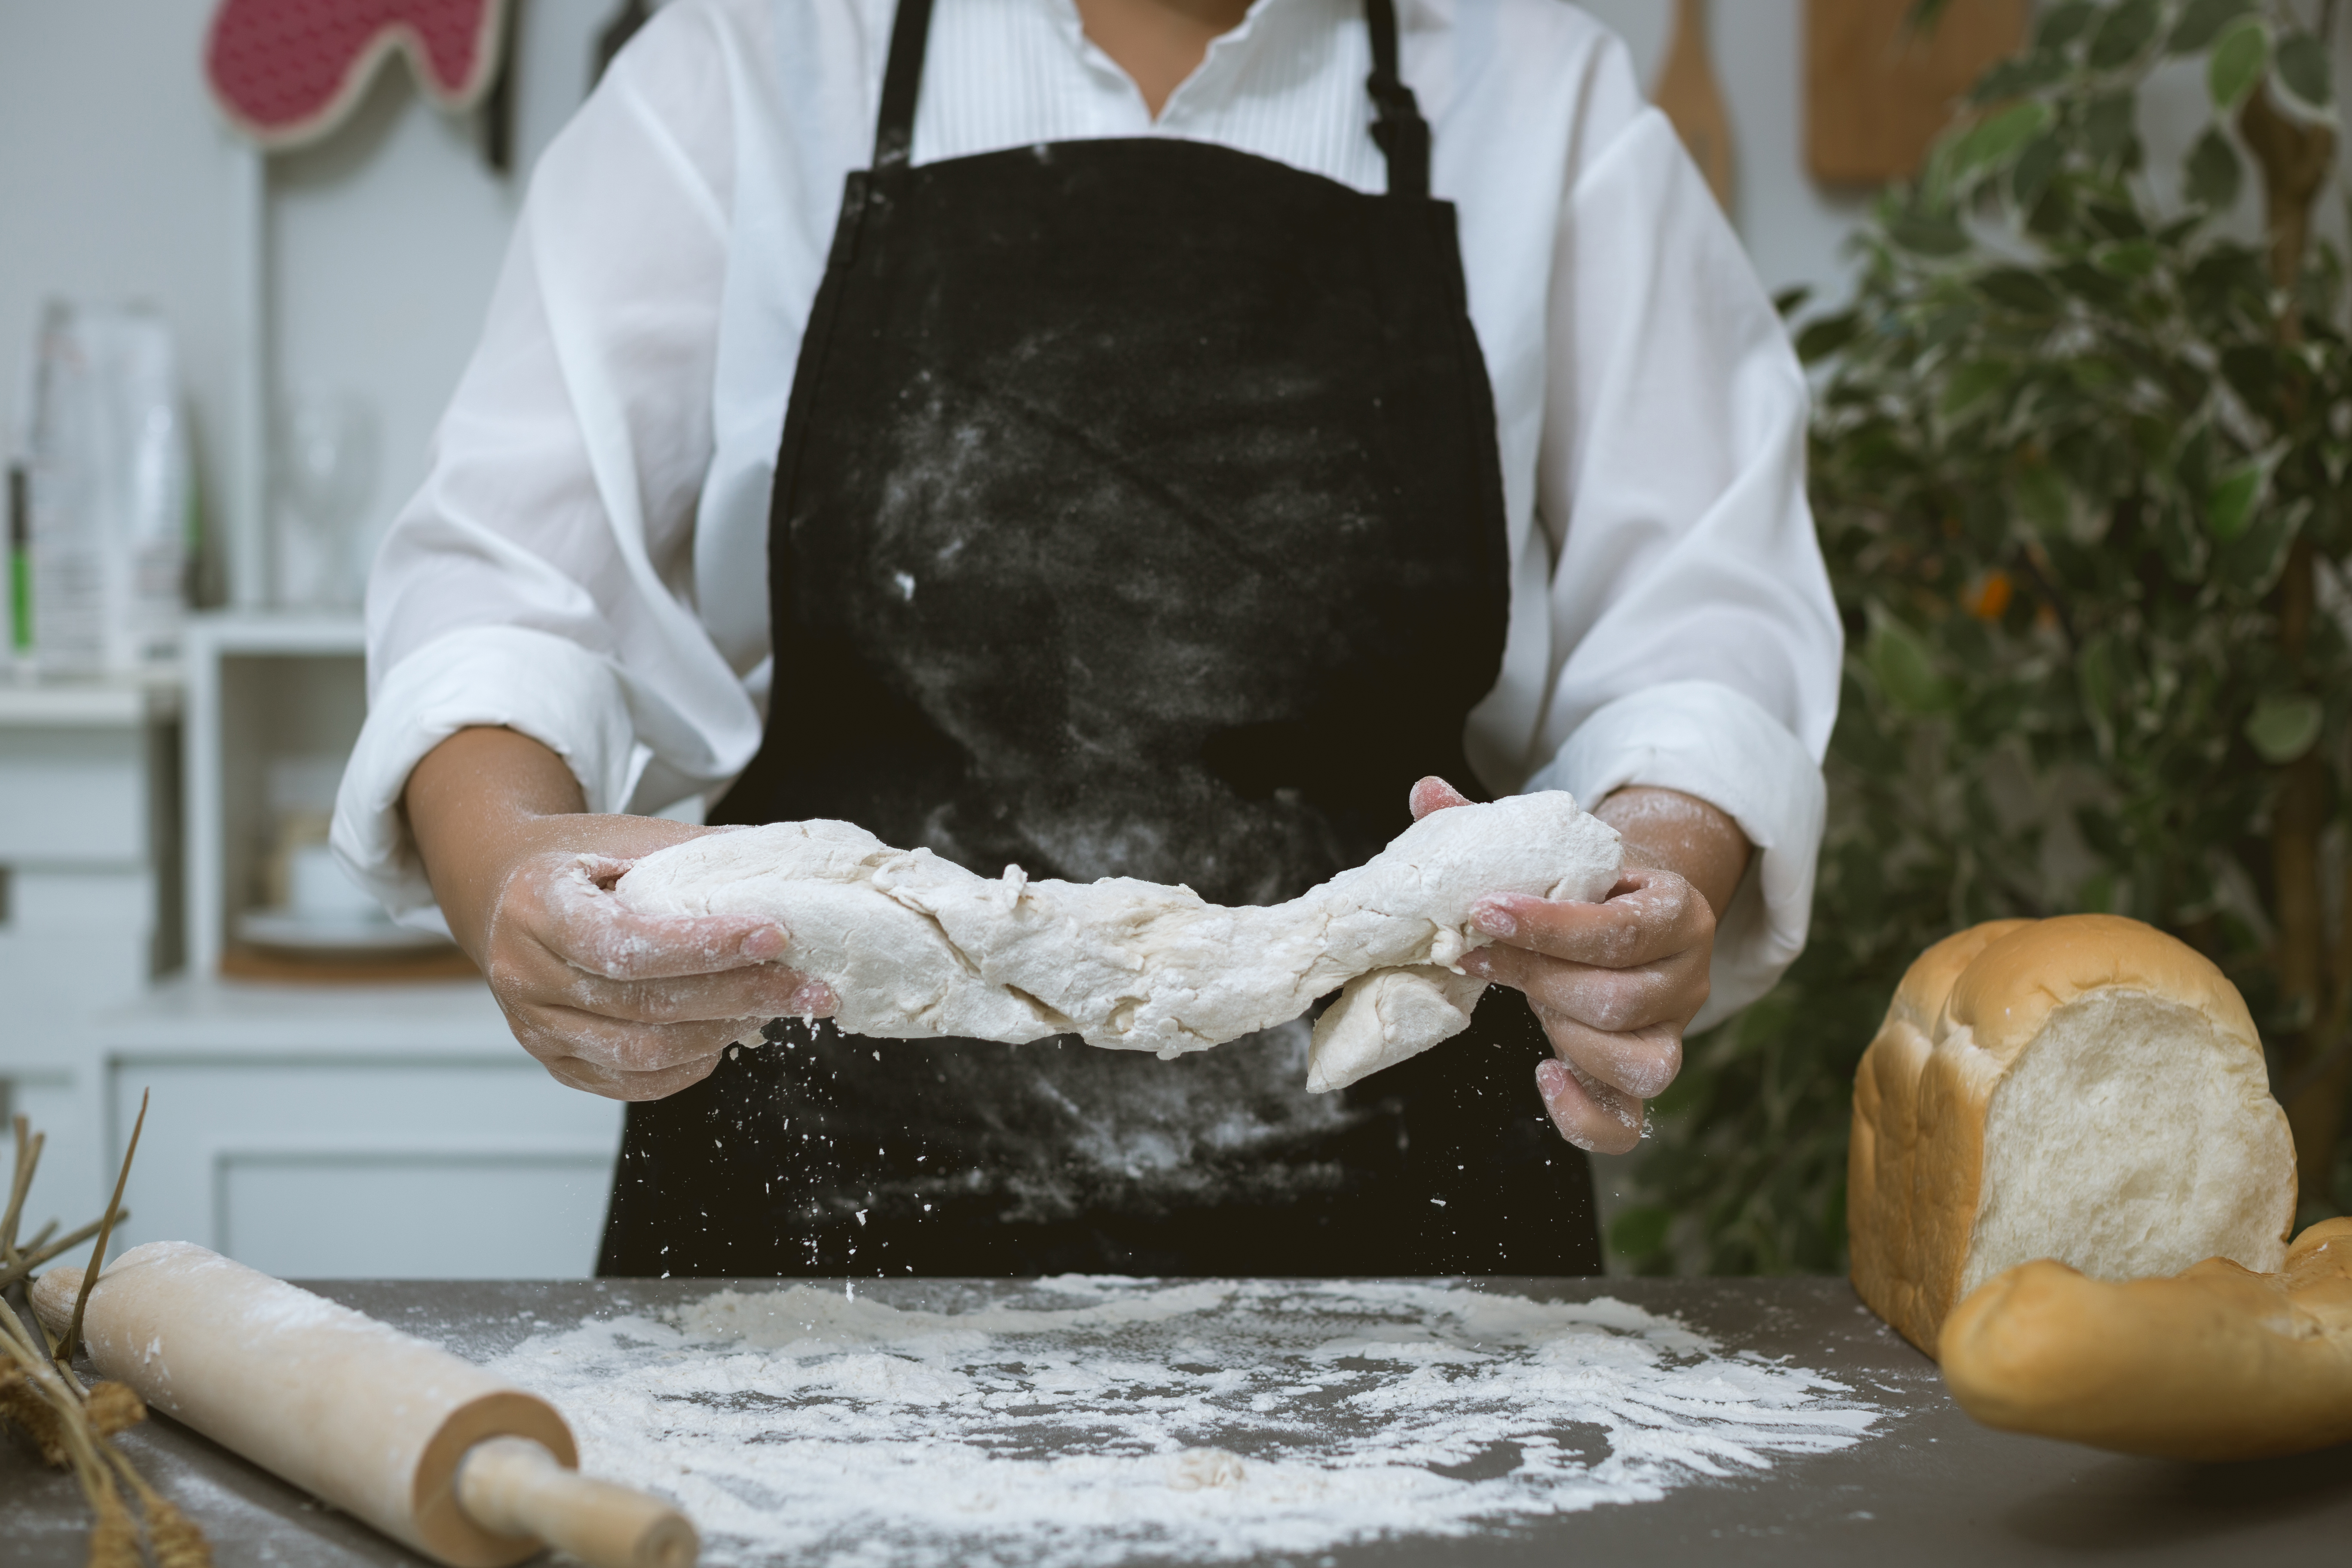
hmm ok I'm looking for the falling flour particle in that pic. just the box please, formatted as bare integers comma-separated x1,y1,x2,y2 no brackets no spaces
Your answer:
484,1278,1881,1568
615,792,1621,1092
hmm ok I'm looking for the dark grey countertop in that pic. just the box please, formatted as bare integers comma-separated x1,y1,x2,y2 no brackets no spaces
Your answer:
5,1276,2349,1566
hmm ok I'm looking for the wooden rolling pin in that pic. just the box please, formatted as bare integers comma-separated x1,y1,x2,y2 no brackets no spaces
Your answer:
31,1241,696,1568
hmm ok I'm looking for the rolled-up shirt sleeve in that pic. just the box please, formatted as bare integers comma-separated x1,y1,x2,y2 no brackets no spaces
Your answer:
332,8,755,928
1517,76,1842,1028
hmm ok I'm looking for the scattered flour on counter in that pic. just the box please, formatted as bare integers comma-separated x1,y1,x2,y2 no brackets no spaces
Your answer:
486,1278,1882,1567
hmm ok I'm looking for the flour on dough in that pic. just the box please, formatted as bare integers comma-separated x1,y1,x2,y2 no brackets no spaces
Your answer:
614,792,1621,1092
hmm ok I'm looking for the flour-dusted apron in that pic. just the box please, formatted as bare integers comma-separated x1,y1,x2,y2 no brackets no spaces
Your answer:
597,0,1601,1279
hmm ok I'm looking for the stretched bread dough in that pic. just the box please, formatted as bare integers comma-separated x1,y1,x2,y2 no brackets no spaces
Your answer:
615,792,1621,1093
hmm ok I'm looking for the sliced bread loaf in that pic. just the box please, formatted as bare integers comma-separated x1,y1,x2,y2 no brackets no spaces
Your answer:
1848,914,2295,1355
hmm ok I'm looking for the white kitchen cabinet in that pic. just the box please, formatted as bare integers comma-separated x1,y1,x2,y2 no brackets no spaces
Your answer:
0,675,181,1238
92,977,624,1279
4,623,631,1281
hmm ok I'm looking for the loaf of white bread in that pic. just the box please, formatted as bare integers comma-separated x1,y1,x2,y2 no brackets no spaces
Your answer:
1939,1217,2352,1460
1847,914,2296,1356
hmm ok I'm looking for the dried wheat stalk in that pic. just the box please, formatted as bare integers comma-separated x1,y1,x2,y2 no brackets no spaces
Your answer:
1,1103,211,1566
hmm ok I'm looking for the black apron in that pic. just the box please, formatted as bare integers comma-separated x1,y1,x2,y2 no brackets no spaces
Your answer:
598,0,1600,1280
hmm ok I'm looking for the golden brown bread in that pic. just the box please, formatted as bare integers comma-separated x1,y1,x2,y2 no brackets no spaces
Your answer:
1848,920,2029,1349
1939,1218,2352,1460
1848,915,2295,1355
1945,914,2266,1061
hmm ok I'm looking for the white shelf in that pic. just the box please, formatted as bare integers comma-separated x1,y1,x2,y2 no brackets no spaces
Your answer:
184,609,363,656
0,671,183,727
183,612,370,975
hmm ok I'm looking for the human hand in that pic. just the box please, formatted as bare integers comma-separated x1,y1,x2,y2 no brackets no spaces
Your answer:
406,728,835,1101
1408,777,1748,1154
474,822,838,1100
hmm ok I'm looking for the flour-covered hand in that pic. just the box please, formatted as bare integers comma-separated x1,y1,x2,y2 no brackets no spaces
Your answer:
1456,868,1710,1154
481,832,837,1100
404,727,836,1102
1408,777,1746,1156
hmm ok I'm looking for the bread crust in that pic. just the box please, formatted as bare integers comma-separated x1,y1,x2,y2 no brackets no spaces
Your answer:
1848,921,2028,1352
1948,915,2263,1065
1847,915,2294,1355
1939,1219,2352,1460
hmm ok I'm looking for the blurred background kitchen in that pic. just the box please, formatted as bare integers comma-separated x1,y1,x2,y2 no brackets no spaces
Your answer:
2,0,2345,1280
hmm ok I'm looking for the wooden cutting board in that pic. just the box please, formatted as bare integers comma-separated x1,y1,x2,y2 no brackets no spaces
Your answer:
1655,0,1735,210
1807,0,2031,186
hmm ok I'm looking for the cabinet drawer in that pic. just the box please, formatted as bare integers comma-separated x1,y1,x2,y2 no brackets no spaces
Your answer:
110,1056,624,1279
3,868,153,932
0,727,149,863
0,933,157,1041
0,1063,103,1240
218,1148,615,1280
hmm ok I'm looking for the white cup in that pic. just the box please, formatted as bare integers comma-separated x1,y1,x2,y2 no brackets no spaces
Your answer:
286,842,384,921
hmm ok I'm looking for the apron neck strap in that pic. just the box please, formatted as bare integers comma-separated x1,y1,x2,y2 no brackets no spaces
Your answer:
1363,0,1428,197
870,0,1432,197
874,0,937,172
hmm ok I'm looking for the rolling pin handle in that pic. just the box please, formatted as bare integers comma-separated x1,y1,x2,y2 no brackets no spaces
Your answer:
456,1436,698,1568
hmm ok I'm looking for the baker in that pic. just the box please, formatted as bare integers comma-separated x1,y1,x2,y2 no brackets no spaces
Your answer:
335,0,1838,1278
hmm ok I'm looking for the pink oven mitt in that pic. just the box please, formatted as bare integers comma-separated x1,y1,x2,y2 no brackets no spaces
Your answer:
205,0,511,148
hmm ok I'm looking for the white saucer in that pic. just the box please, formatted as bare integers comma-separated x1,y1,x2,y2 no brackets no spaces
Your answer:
235,909,452,953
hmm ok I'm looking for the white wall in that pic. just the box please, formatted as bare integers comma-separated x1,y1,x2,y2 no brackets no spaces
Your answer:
0,0,624,605
1581,0,1876,309
1582,2,2351,311
0,0,1892,602
0,1,240,587
3,0,2343,608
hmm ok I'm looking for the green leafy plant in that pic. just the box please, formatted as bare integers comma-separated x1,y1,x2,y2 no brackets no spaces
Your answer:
1616,0,2352,1274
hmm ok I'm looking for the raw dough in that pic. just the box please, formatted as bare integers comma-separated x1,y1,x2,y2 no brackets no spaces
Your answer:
614,792,1621,1093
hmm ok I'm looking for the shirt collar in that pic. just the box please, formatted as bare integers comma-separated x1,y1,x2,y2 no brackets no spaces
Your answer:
1040,0,1306,125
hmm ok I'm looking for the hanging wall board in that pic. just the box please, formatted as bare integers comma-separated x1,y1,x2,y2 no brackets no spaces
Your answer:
1806,0,2029,186
1655,0,1735,211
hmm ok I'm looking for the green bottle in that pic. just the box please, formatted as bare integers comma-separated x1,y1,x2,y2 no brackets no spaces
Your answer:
6,464,28,656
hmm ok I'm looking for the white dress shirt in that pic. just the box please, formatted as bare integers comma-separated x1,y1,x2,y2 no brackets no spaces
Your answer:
333,0,1841,1029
